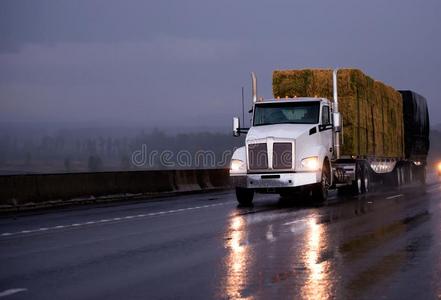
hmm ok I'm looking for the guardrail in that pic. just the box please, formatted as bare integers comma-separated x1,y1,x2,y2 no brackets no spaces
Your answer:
0,169,230,209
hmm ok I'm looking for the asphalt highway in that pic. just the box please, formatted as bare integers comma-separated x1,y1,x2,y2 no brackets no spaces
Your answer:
1,176,441,299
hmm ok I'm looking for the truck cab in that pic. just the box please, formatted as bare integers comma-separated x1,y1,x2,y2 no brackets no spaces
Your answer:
230,95,337,205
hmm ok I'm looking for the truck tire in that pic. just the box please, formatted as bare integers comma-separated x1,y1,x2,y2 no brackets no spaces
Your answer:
312,161,330,203
395,166,403,187
361,163,371,194
352,161,363,195
235,187,254,206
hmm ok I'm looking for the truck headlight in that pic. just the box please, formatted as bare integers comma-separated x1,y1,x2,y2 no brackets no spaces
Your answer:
230,159,246,173
301,156,319,171
437,161,441,172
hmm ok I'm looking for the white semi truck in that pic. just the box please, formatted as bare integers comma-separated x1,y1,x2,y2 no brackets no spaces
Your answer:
229,70,429,205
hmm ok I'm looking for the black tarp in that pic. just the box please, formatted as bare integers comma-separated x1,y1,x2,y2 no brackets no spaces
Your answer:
399,90,430,161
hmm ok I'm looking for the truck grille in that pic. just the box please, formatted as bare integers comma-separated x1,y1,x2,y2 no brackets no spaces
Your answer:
248,143,268,170
248,142,293,170
273,142,293,169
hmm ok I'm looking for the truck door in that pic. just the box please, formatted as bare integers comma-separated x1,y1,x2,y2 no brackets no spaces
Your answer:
319,105,333,158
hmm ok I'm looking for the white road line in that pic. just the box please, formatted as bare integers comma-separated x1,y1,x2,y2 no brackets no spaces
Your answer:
386,194,403,200
0,288,28,298
283,219,306,226
0,202,229,238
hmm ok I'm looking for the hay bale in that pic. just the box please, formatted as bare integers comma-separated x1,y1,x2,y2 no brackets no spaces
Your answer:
272,69,404,158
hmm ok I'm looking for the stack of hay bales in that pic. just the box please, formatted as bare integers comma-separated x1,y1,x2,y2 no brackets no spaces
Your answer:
272,69,404,158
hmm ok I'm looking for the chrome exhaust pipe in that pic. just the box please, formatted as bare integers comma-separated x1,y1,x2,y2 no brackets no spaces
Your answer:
333,69,341,159
251,72,257,103
333,69,339,113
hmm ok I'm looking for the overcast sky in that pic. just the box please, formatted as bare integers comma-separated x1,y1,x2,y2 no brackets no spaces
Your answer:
1,0,440,129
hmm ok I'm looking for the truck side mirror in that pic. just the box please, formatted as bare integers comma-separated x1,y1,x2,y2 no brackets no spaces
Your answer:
333,112,342,132
233,117,240,137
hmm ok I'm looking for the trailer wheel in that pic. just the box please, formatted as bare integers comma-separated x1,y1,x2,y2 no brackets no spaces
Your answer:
384,165,400,187
396,166,403,187
352,161,363,195
361,163,371,194
312,160,330,203
235,187,254,206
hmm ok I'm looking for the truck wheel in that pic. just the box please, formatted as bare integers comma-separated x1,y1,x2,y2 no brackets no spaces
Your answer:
384,165,401,187
352,162,363,194
312,162,330,203
395,166,403,187
361,163,371,194
235,187,254,206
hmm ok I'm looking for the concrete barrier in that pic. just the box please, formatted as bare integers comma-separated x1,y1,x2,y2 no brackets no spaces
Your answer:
0,169,230,208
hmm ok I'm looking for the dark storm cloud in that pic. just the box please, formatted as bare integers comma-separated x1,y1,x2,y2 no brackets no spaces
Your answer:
1,0,441,127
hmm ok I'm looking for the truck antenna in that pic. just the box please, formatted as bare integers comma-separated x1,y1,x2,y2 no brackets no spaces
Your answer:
241,86,245,126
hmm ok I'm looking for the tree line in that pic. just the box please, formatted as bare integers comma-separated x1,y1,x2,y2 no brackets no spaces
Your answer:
0,128,244,174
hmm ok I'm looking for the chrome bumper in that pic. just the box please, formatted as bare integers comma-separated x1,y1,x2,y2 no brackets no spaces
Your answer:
231,172,320,189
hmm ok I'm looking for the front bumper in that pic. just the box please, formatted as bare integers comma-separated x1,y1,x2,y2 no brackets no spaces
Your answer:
231,172,321,189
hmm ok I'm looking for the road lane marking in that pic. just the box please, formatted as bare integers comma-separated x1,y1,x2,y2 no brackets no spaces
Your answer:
386,194,403,200
0,202,229,238
283,219,307,226
0,288,28,298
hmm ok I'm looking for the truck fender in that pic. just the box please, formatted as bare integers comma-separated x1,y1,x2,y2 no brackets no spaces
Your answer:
297,145,331,184
231,146,246,162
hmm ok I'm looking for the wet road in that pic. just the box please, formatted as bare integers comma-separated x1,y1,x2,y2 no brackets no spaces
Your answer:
1,177,441,299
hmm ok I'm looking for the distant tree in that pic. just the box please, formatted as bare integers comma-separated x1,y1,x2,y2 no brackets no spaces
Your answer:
88,155,103,172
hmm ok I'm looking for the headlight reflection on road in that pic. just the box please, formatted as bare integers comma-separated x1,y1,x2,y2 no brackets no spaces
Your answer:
301,218,333,299
223,215,253,300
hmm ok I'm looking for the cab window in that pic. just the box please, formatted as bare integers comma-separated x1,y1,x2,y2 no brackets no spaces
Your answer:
321,106,330,125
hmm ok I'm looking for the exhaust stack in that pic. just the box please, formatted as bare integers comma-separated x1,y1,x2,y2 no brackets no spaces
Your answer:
251,72,257,103
333,69,339,113
333,69,341,159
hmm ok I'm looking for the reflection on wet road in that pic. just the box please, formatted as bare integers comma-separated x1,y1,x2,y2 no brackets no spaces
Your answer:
218,178,441,299
223,214,252,300
1,177,441,299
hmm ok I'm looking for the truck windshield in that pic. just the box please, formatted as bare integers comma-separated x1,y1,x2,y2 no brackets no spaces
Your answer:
253,101,320,126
